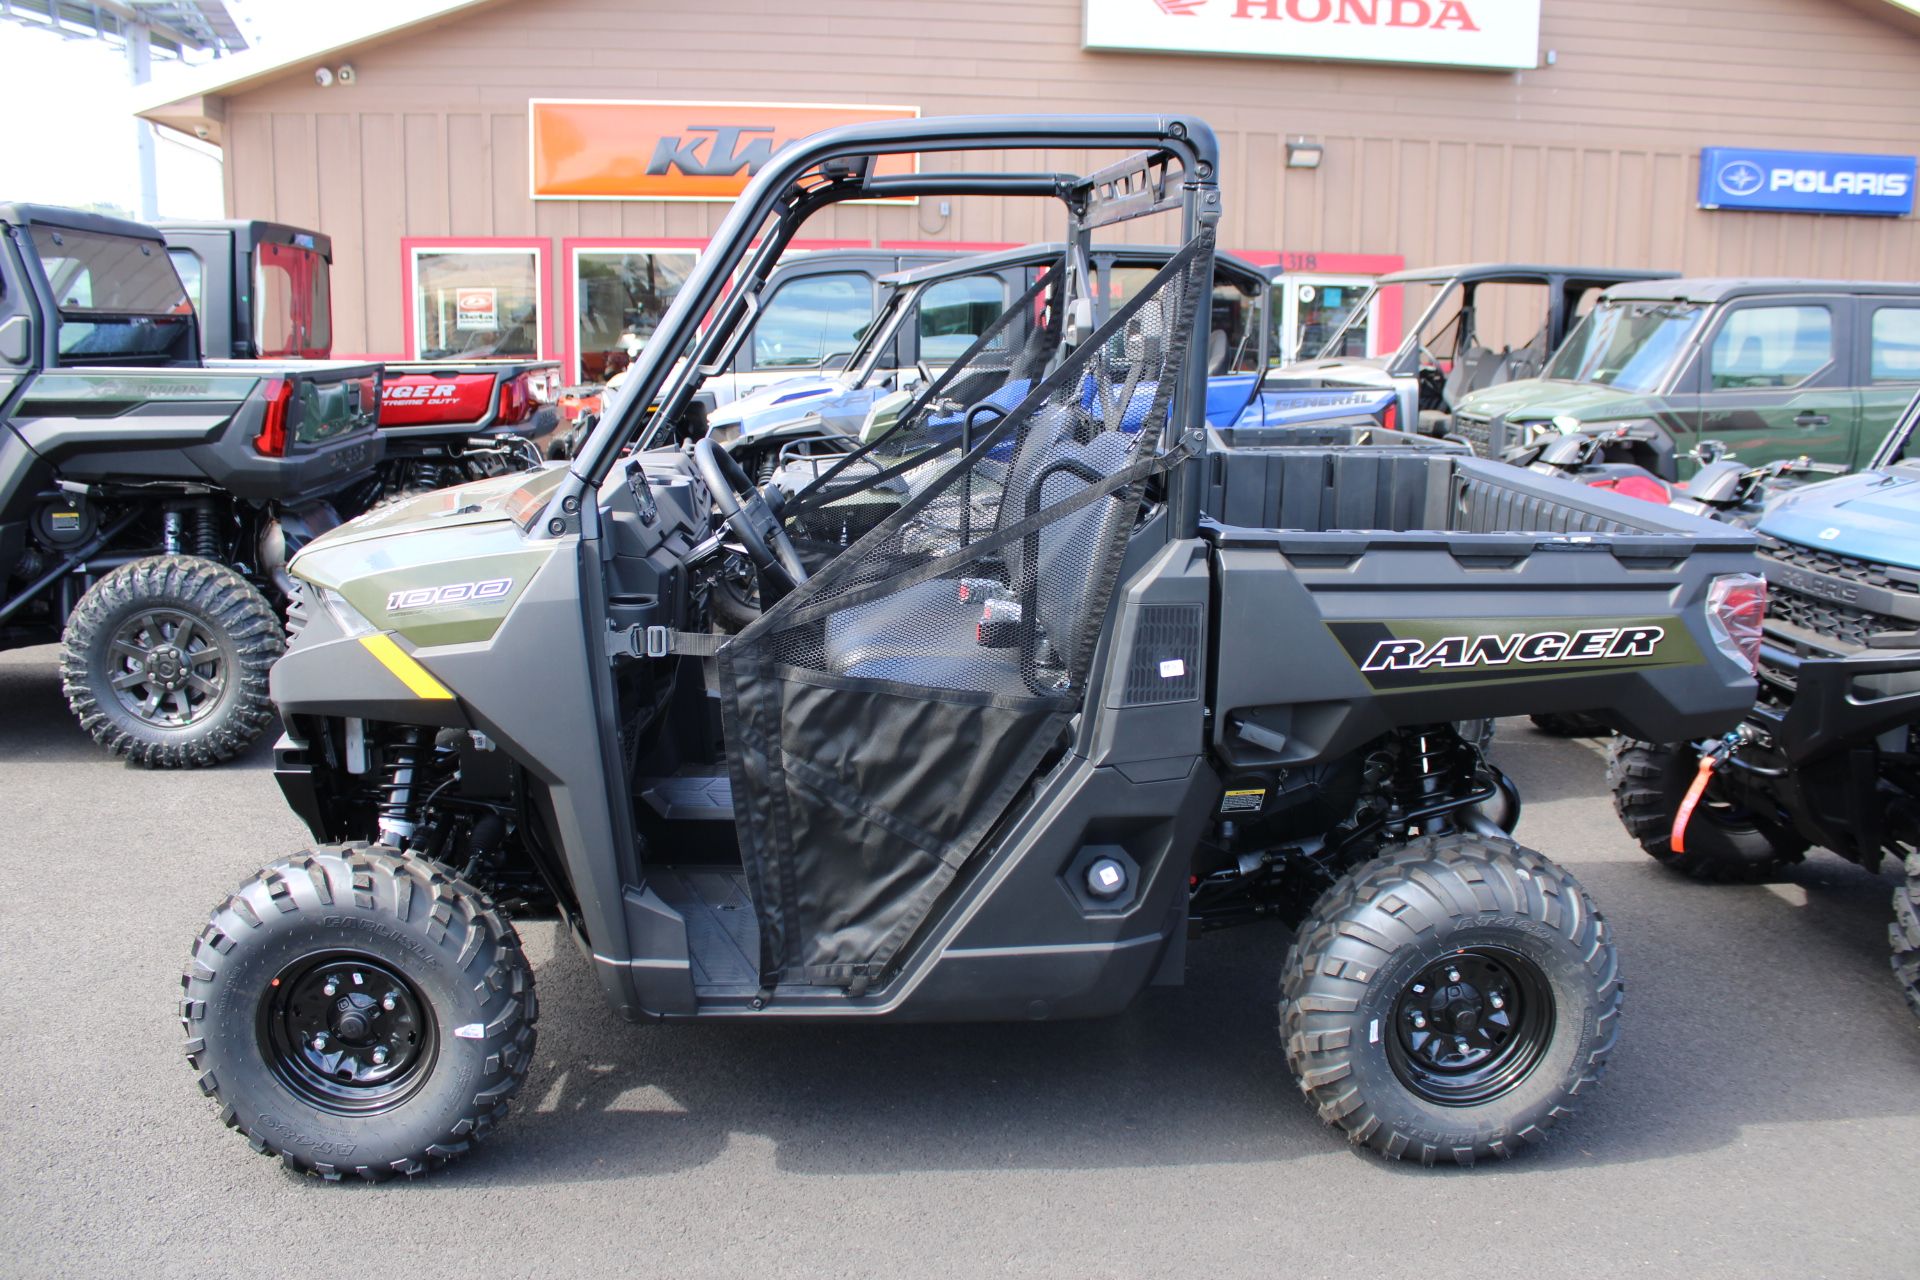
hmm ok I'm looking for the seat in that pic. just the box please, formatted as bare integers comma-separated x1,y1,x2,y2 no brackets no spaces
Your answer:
821,423,1137,691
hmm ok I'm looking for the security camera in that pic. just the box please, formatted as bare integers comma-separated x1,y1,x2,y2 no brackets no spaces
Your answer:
314,66,334,87
193,125,211,140
337,64,356,85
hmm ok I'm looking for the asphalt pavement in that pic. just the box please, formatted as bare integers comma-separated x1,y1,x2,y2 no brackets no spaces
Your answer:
2,641,1915,1279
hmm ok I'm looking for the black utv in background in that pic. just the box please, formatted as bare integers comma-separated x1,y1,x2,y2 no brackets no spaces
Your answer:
159,219,564,495
0,203,383,766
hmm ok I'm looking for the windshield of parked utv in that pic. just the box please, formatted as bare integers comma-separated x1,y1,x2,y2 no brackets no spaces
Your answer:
719,233,1214,992
30,225,194,362
1547,300,1702,392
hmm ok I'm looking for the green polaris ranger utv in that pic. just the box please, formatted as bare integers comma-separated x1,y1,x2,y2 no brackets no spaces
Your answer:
181,116,1766,1178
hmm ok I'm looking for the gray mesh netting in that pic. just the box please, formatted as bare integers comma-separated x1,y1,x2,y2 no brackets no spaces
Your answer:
718,231,1215,991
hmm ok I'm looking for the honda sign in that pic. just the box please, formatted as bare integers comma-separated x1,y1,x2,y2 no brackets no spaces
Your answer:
1084,0,1541,71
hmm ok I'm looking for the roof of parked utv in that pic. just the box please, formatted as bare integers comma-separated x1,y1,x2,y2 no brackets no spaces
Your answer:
1377,262,1678,289
879,241,1267,290
1603,276,1920,303
0,202,165,240
154,218,334,259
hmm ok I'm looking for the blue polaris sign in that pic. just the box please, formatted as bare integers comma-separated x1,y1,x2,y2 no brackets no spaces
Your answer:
1700,147,1915,217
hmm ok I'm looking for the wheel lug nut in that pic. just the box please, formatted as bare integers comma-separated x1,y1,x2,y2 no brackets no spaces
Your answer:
1490,994,1504,1010
1447,968,1461,983
372,1047,389,1065
311,1034,328,1051
322,980,338,997
1457,1038,1470,1054
382,993,398,1012
1410,1012,1426,1029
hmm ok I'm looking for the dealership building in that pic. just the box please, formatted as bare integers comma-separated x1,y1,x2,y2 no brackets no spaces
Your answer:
137,0,1920,382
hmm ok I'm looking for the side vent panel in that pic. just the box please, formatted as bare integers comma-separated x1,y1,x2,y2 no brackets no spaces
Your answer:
1120,603,1203,706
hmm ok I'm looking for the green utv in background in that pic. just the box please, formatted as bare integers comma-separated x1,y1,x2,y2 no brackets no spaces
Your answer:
180,116,1764,1179
1454,278,1920,478
0,203,384,766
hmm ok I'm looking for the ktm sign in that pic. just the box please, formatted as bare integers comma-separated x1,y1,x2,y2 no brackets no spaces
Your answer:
1085,0,1540,71
529,100,919,201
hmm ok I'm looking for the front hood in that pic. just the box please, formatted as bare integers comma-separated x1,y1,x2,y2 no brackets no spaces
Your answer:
1266,357,1391,388
1758,469,1920,572
1453,378,1657,424
308,465,569,551
707,374,849,430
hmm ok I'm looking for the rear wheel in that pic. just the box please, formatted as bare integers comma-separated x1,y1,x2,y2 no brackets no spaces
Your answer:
1892,851,1920,1021
1608,738,1806,882
1280,833,1621,1165
181,845,536,1180
61,555,283,768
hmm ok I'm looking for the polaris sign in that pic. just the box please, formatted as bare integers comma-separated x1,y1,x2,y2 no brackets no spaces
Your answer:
1699,147,1915,218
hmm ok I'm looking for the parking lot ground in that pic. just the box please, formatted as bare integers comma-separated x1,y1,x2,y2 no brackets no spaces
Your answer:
2,641,1916,1279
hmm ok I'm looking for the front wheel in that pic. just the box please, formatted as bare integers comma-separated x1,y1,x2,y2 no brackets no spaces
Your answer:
181,846,537,1180
1607,738,1806,882
1280,833,1622,1165
61,555,283,768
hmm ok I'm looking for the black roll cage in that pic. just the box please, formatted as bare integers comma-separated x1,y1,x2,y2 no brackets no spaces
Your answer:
562,115,1222,507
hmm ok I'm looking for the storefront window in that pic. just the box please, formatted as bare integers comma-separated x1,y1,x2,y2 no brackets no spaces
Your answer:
574,248,698,383
412,247,542,361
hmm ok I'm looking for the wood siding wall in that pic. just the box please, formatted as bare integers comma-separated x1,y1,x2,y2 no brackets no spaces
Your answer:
215,0,1920,358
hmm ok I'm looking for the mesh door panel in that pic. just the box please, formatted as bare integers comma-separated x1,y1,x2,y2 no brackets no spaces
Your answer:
718,233,1215,991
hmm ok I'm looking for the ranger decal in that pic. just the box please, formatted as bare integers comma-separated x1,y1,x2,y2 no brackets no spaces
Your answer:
1330,616,1699,691
1361,626,1665,673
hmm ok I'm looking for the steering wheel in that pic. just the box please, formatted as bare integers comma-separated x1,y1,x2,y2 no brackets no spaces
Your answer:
693,437,809,590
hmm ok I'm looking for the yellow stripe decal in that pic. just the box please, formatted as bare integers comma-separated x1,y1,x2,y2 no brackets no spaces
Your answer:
359,633,454,700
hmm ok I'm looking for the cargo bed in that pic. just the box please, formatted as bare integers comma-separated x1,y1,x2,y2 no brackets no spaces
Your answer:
1203,449,1761,764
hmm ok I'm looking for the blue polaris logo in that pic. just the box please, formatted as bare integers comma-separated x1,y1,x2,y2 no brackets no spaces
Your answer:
1701,146,1916,217
1716,161,1764,198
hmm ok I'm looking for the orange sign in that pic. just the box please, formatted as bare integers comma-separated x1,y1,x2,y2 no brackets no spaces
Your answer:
529,99,920,201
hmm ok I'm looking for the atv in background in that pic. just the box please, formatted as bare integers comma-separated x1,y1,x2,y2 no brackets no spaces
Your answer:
1498,431,1847,739
1257,263,1674,441
182,116,1765,1180
1609,388,1920,1018
0,203,384,766
158,220,561,497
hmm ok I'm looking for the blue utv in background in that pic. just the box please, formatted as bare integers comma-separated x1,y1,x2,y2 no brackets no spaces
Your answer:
704,242,1407,481
1609,388,1920,1021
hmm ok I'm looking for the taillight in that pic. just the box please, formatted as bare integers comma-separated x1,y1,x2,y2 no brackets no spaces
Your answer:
1382,399,1397,433
497,374,530,425
1587,474,1673,505
253,377,294,456
1707,573,1768,675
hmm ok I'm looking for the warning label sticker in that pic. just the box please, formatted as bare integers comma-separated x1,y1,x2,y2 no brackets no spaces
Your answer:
1219,788,1265,814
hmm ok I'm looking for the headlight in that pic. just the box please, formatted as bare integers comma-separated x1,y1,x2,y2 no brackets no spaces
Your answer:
315,585,377,638
1551,414,1582,434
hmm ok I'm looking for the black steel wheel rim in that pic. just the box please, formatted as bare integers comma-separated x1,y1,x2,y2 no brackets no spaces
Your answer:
106,606,228,729
259,953,438,1116
1386,946,1555,1107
